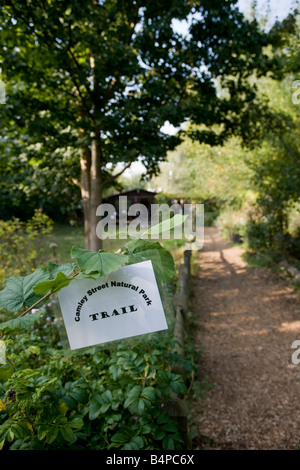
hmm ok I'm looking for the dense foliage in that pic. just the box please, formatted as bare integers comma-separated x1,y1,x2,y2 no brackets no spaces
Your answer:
0,0,294,247
0,315,189,450
153,68,300,261
0,210,53,286
0,216,193,450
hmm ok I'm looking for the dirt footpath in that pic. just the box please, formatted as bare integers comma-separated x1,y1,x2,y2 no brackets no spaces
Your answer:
192,227,300,450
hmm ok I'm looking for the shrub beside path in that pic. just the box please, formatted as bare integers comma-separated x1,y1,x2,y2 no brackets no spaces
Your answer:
191,227,300,450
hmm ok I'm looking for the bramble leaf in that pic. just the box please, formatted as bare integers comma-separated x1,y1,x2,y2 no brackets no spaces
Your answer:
33,271,74,296
0,269,50,312
47,261,77,279
121,239,175,282
71,246,128,276
0,311,42,333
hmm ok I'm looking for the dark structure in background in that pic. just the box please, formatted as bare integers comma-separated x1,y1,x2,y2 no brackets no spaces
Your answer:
104,188,156,221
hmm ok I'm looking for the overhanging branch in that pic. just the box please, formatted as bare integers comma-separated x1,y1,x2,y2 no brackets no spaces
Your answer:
102,161,132,188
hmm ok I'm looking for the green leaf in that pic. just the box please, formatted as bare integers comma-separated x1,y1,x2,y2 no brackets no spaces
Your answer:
170,375,187,394
132,398,145,415
111,428,132,443
46,426,58,444
10,423,29,440
141,214,188,238
63,381,89,409
124,443,134,450
163,436,175,450
124,385,142,408
89,390,113,416
157,412,171,425
154,428,166,440
109,364,122,380
0,363,14,382
101,390,113,403
126,435,144,450
48,261,76,278
69,417,84,429
100,402,110,413
123,385,148,415
122,239,175,282
70,388,89,404
26,345,41,356
141,424,152,435
0,311,42,333
60,425,74,442
141,386,156,402
71,246,128,276
37,426,47,441
162,421,178,433
0,269,50,312
33,271,73,296
88,395,102,420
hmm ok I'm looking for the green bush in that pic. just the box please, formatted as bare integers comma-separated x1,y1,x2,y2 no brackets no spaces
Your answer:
0,309,188,450
0,210,53,286
0,216,192,450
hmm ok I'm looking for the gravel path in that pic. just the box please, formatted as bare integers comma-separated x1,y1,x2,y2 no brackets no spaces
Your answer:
192,227,300,450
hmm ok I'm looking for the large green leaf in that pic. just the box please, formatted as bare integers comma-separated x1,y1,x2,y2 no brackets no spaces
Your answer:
141,386,156,402
71,246,128,276
88,395,103,421
0,311,42,333
122,239,175,282
60,425,74,443
47,261,77,279
141,214,188,238
124,385,142,408
0,269,50,312
33,271,74,296
68,417,84,430
124,435,144,450
110,427,133,444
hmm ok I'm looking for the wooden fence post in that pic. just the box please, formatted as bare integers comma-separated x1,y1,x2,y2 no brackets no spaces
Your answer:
165,249,192,449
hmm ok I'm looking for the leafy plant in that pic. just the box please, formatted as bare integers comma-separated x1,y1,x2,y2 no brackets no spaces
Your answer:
0,215,192,450
0,210,53,287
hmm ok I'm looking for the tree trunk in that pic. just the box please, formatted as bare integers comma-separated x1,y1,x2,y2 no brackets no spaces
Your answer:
80,144,92,250
79,128,103,251
79,136,133,251
89,131,103,251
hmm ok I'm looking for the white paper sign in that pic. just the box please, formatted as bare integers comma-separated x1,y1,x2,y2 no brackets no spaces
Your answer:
58,260,168,350
0,340,6,364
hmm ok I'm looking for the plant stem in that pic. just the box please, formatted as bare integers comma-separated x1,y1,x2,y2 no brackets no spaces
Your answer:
18,270,79,318
19,291,52,317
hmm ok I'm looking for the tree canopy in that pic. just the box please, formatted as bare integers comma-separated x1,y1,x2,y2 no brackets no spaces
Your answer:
0,0,296,248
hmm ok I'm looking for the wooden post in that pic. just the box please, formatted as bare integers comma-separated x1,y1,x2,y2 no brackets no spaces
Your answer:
174,305,184,357
184,250,191,275
176,250,191,316
166,250,192,449
164,395,191,449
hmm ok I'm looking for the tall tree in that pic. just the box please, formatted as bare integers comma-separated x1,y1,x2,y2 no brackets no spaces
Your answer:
0,0,295,249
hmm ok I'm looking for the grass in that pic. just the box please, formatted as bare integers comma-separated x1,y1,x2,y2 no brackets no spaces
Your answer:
242,249,282,270
0,222,190,291
40,223,188,268
42,223,85,264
